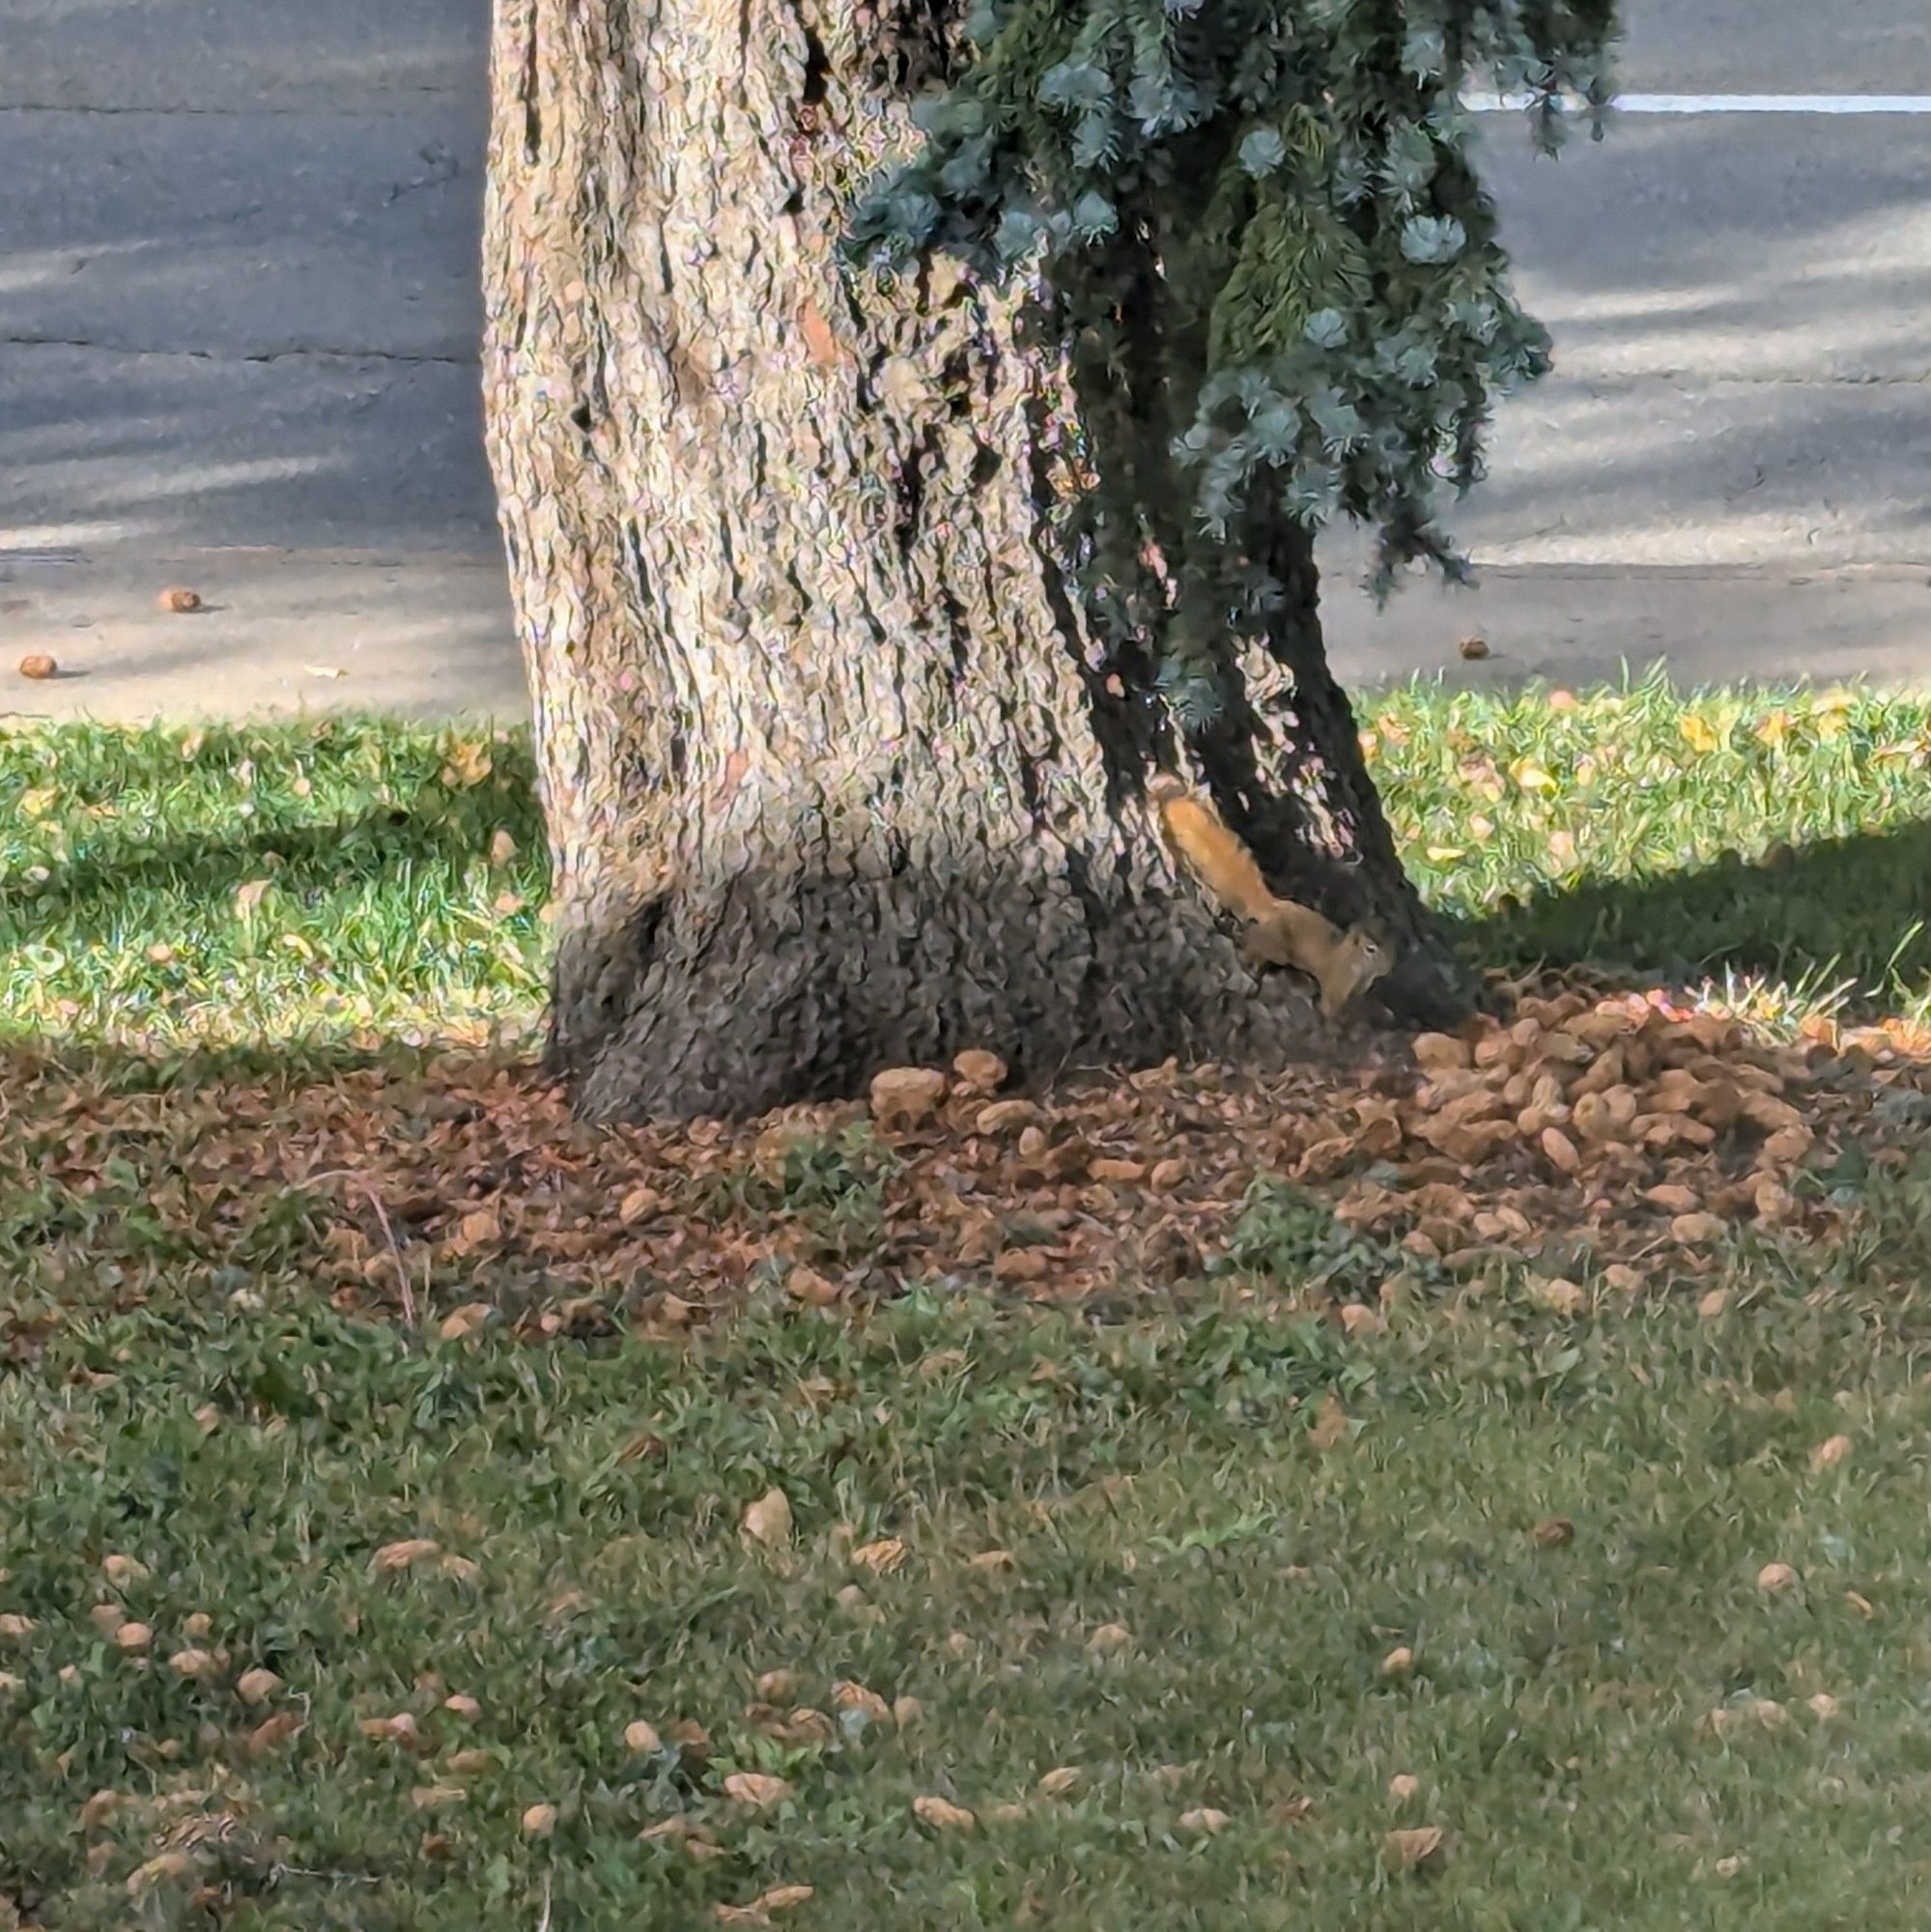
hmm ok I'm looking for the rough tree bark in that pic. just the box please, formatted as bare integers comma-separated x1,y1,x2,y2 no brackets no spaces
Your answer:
482,0,1470,1122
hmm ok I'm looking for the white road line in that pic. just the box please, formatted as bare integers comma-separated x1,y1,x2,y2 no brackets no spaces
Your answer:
1467,91,1931,115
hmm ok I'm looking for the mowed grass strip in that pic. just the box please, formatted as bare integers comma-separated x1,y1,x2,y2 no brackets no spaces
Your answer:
7,676,1931,1048
6,1215,1931,1927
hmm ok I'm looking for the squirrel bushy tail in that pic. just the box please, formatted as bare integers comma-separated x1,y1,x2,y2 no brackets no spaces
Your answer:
1149,774,1392,1019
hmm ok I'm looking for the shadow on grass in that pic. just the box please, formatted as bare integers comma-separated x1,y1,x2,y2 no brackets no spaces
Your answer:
1463,820,1931,1008
7,728,1931,1041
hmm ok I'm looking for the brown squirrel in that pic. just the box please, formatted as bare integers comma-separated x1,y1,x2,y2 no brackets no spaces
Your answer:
1149,775,1392,1018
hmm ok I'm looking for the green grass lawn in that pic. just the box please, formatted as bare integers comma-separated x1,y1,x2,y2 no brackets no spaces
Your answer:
7,681,1931,1926
9,1222,1931,1927
6,677,1931,1048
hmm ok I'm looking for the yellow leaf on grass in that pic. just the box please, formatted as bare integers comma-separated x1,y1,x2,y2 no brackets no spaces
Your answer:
1679,713,1721,754
443,742,494,788
1510,756,1557,795
233,878,271,917
1036,1766,1083,1798
852,1537,907,1576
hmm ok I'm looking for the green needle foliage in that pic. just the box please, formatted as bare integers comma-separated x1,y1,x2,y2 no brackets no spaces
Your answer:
853,0,1618,724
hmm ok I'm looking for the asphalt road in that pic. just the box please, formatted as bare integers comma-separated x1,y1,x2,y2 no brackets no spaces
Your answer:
4,0,1931,721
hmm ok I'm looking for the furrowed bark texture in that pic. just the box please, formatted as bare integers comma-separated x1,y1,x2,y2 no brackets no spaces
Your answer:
483,0,1467,1121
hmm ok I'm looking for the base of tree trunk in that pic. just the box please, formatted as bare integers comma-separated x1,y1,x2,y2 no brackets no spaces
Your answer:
548,861,1411,1122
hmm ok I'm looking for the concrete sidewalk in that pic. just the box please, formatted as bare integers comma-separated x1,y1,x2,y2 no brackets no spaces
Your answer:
4,0,1931,723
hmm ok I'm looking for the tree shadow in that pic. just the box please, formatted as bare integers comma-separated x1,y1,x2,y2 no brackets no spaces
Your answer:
1462,820,1931,1009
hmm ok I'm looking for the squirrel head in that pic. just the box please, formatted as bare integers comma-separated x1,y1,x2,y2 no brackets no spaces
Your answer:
1320,920,1395,1017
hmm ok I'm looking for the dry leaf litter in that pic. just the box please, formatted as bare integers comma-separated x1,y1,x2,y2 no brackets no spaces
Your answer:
7,982,1929,1350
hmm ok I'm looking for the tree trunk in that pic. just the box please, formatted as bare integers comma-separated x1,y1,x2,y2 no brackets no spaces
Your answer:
481,0,1470,1122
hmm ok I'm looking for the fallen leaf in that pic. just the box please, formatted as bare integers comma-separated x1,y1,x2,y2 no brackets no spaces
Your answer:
869,1066,948,1128
1388,1774,1421,1803
79,1789,123,1832
1808,1692,1840,1719
233,878,271,918
743,1489,793,1548
951,1049,1008,1093
372,1539,440,1574
1036,1766,1082,1798
913,1794,976,1832
128,1851,195,1893
1679,713,1721,754
236,1668,281,1704
624,1719,663,1752
522,1802,559,1836
1530,1517,1575,1548
667,1719,712,1764
852,1537,907,1575
114,1621,153,1652
786,1265,839,1306
753,1885,814,1915
244,1712,303,1755
1379,1645,1415,1677
1670,1211,1728,1246
1086,1622,1133,1656
1756,1561,1799,1593
724,1772,793,1809
411,1784,466,1810
102,1553,150,1586
438,1302,493,1340
443,742,494,788
1457,636,1490,661
1307,1391,1350,1450
1178,1806,1231,1834
1384,1825,1450,1873
488,828,517,867
360,1712,420,1745
1810,1434,1851,1472
168,1648,219,1681
302,663,349,679
831,1680,893,1723
158,586,203,612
